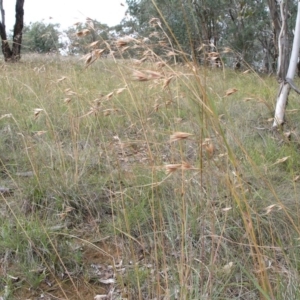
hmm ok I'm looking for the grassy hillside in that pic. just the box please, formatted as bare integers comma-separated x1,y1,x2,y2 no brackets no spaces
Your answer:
1,53,300,299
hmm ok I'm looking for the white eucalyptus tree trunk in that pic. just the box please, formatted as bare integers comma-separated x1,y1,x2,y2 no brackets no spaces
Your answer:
273,0,300,128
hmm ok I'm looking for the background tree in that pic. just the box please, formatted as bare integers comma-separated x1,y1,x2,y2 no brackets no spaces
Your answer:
22,22,62,53
64,19,109,55
273,0,300,127
124,0,298,71
0,0,24,61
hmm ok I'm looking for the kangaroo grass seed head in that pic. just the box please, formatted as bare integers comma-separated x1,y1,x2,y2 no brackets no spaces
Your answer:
34,108,43,118
76,29,90,37
170,132,193,142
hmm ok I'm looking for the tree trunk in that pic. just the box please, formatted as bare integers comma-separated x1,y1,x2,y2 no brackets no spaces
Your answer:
12,0,24,60
0,0,24,62
273,1,300,127
267,0,281,70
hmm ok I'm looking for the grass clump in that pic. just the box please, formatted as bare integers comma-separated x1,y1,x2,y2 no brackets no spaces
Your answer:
0,47,300,300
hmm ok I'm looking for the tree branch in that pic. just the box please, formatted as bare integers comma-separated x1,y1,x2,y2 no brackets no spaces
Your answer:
286,77,300,94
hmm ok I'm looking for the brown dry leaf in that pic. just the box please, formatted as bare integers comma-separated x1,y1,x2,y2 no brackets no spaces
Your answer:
272,156,290,166
224,88,238,97
170,132,193,142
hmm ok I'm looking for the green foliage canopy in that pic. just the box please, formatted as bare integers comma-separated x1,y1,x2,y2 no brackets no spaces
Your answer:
22,22,62,53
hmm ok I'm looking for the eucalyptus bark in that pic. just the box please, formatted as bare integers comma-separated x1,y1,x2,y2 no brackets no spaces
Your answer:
273,0,300,127
0,0,24,61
